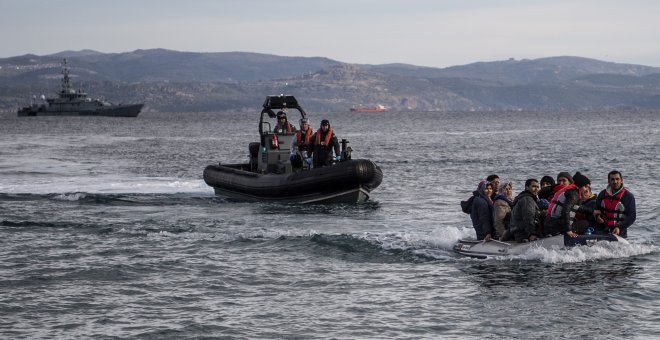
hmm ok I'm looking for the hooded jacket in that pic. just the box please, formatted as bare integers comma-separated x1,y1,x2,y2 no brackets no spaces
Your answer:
469,181,495,240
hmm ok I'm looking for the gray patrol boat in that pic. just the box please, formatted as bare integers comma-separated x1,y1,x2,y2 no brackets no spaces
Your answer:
17,59,143,117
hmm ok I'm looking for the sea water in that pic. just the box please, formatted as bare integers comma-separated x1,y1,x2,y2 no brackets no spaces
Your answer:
0,110,658,339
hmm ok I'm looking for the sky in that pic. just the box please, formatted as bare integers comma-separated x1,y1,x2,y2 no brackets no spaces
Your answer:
2,0,660,68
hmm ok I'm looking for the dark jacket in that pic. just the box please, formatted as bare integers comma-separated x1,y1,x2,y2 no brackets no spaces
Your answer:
470,191,494,240
311,129,340,167
544,188,580,236
509,190,541,240
595,187,636,238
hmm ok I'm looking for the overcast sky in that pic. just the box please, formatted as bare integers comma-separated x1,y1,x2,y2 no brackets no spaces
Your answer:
3,0,659,68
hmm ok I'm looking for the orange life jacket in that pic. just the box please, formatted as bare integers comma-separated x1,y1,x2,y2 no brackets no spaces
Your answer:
600,187,627,228
296,127,313,146
548,184,579,219
315,128,333,146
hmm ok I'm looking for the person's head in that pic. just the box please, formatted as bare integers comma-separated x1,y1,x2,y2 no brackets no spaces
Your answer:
540,175,555,188
300,118,310,129
276,111,287,123
477,180,494,197
608,170,624,191
498,181,513,198
320,119,330,131
573,172,591,197
556,172,573,186
525,178,540,195
487,174,500,190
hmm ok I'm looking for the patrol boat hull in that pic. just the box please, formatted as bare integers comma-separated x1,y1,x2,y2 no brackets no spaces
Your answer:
203,159,383,204
454,234,628,259
17,103,143,117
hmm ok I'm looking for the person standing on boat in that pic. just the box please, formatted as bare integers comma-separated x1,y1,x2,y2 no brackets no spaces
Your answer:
506,178,541,242
493,180,514,240
593,170,636,238
544,172,591,238
470,180,495,241
274,111,297,134
311,119,340,167
290,118,314,168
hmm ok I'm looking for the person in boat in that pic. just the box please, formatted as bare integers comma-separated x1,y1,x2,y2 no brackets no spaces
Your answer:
486,174,500,200
274,111,297,134
493,180,513,240
543,172,591,238
572,183,599,235
505,178,541,242
593,170,636,238
311,119,340,168
470,180,495,241
538,175,556,200
289,118,314,169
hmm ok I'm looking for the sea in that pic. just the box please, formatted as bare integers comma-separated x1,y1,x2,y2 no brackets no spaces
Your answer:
1,109,658,339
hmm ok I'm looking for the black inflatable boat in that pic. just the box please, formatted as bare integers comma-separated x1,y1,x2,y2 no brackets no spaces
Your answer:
203,95,383,203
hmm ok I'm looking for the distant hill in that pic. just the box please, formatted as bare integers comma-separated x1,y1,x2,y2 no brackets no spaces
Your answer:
1,49,660,113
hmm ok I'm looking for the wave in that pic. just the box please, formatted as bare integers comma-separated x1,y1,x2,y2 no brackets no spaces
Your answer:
0,176,211,195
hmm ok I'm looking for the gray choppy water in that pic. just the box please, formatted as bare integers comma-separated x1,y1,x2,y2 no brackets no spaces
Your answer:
1,110,658,339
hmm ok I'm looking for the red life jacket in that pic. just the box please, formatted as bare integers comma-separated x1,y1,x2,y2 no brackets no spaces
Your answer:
548,184,579,219
600,187,627,228
296,127,313,146
315,128,333,146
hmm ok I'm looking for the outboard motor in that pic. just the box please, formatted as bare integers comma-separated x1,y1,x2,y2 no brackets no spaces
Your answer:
340,139,352,161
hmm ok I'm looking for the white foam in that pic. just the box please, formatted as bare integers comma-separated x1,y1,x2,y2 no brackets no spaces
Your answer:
0,175,212,195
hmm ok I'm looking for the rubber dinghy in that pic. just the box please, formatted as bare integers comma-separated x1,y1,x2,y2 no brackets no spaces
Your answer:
203,95,383,203
454,234,629,259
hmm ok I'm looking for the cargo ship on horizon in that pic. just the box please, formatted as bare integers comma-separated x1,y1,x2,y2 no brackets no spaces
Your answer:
349,104,387,113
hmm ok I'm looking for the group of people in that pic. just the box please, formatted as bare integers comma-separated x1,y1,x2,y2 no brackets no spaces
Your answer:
273,111,341,168
467,171,636,243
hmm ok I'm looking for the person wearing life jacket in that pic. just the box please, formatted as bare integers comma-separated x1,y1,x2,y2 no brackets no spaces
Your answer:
310,119,340,167
274,111,296,134
289,118,314,169
593,170,636,238
470,180,495,241
543,172,591,237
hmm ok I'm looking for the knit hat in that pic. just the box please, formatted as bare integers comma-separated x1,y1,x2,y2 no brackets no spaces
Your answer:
320,119,330,127
573,172,590,188
300,118,309,125
557,172,573,184
276,111,287,118
540,175,555,186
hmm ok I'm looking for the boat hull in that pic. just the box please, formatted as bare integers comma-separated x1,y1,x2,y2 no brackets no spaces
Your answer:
203,159,383,203
17,103,143,117
454,234,629,259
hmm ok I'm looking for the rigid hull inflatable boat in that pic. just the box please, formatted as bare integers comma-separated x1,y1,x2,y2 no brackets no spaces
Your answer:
203,95,383,203
454,234,628,259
